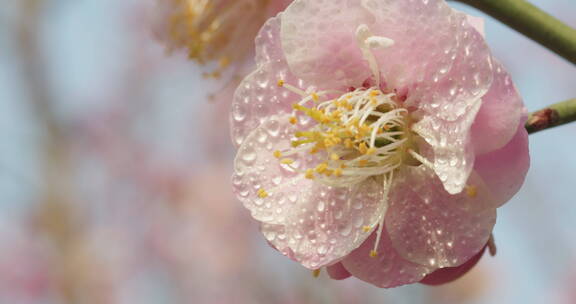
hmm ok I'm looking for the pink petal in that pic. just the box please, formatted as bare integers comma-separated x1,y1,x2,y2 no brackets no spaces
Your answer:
280,0,374,88
260,179,386,269
413,101,481,194
474,123,530,209
385,166,496,268
230,16,310,147
326,262,351,280
419,244,487,286
466,14,485,37
342,230,432,288
471,59,525,155
280,178,385,269
233,115,315,225
235,117,386,268
366,0,493,121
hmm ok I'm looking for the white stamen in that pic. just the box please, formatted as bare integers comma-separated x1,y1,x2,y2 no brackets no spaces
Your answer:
372,170,394,256
408,149,435,170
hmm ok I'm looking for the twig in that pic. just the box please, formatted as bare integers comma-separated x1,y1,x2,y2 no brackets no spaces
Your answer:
451,0,576,64
526,98,576,134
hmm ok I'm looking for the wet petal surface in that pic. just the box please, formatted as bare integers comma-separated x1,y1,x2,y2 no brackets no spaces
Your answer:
385,166,496,268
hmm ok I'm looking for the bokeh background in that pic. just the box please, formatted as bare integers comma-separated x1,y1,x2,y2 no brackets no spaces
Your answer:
0,0,574,303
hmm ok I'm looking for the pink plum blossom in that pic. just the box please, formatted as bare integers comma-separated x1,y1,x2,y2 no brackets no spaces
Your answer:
231,0,530,288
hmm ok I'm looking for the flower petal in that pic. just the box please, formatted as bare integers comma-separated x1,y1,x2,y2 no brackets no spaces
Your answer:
366,0,493,121
326,262,351,280
474,122,530,208
385,166,496,268
280,178,385,268
413,99,481,194
233,114,319,225
230,15,310,147
280,0,374,88
261,179,386,269
466,14,485,37
342,230,432,288
471,59,525,155
419,244,487,286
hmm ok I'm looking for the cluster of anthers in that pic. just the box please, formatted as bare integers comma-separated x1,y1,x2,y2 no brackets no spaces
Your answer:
256,24,452,258
163,0,272,78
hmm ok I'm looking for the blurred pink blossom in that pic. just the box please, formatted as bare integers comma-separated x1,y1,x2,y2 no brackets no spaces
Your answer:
151,0,292,75
231,0,529,288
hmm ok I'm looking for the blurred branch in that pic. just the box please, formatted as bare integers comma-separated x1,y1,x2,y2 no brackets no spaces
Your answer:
15,1,91,303
451,0,576,64
526,98,576,134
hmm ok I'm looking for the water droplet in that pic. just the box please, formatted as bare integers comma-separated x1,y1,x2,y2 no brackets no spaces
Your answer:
317,245,328,255
257,131,268,143
266,119,281,137
241,145,257,164
317,201,325,212
272,176,282,185
232,104,246,122
339,223,352,236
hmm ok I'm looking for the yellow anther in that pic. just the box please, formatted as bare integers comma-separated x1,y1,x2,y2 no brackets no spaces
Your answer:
295,131,315,138
344,138,354,149
309,109,326,122
358,160,368,167
277,79,285,87
358,142,368,154
362,225,371,232
369,250,378,258
305,169,315,179
466,185,478,198
257,189,269,198
280,158,294,165
334,168,342,177
315,162,328,174
292,104,308,112
370,97,378,106
273,150,282,159
338,99,350,109
360,124,371,134
324,138,337,148
291,139,314,147
369,90,380,96
289,116,298,125
349,117,360,127
312,269,321,278
219,57,230,68
330,153,340,161
331,110,342,120
340,163,347,169
311,92,319,102
309,145,320,154
366,147,377,155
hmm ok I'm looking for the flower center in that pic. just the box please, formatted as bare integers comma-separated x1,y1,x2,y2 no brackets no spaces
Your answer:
274,84,414,187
